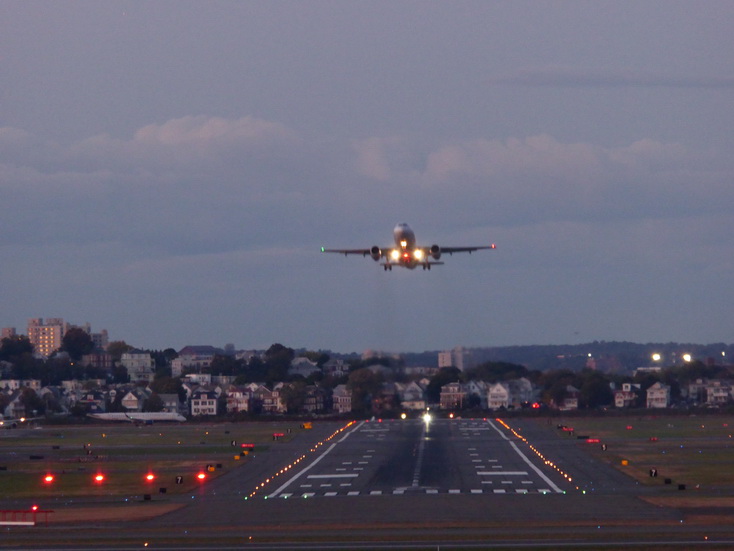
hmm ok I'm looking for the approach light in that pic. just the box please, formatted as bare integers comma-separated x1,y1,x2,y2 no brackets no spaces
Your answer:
683,354,692,363
400,413,407,420
423,412,432,425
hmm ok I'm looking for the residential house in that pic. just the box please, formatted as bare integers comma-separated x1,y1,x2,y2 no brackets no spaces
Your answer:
289,357,320,378
614,383,641,408
190,388,219,416
396,381,426,411
332,384,352,414
121,388,151,412
121,350,155,383
225,385,252,414
560,385,580,411
487,382,511,410
171,345,223,377
440,382,466,410
646,382,671,409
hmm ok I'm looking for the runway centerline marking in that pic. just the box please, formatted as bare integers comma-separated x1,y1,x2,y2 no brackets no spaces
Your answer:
307,473,359,479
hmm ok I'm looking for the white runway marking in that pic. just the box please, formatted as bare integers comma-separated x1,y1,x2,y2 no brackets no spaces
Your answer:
486,419,563,494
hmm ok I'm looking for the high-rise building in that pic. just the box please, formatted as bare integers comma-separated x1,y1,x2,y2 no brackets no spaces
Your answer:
27,318,68,358
438,346,466,371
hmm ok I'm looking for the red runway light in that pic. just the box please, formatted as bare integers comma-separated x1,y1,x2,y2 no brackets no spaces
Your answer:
43,474,55,484
145,473,156,482
196,472,207,481
94,474,105,483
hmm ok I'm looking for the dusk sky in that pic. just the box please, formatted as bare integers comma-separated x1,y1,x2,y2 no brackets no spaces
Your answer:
2,2,732,353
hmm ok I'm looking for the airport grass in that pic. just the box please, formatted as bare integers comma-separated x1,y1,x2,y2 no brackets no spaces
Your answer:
0,421,304,499
551,414,734,490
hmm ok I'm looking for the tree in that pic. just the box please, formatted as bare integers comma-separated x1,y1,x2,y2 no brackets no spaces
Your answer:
61,328,94,361
579,372,613,408
426,367,462,403
280,381,307,413
347,368,384,415
142,393,164,413
0,335,33,361
107,341,133,363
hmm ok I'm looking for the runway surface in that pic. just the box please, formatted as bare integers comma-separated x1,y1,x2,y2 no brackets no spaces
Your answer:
6,417,733,549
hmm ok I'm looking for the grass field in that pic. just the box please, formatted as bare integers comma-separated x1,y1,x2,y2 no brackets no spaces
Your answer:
552,414,734,491
0,420,306,499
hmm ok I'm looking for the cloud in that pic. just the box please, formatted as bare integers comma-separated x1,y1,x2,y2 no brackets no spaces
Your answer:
490,66,734,89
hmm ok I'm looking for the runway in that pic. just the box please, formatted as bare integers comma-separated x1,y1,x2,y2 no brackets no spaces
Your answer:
5,417,730,549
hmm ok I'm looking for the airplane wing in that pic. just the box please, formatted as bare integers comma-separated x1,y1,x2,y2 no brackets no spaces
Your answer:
422,244,497,255
320,247,383,257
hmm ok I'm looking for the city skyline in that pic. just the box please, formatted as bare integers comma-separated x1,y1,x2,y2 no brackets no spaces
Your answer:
2,3,732,352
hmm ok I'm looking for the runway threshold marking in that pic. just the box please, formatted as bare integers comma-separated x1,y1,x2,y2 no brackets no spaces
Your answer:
486,419,563,493
267,421,365,498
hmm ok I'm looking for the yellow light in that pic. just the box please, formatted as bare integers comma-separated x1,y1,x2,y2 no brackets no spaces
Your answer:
390,250,400,260
414,249,423,260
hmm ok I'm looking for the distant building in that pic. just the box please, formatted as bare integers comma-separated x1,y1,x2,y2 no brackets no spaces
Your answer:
439,382,466,410
121,350,155,382
646,382,671,408
488,382,510,410
1,327,17,339
190,389,219,416
332,384,352,413
438,346,466,371
27,318,67,357
172,345,223,376
614,383,641,408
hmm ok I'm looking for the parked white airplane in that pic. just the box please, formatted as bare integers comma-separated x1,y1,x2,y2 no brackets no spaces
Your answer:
321,223,496,270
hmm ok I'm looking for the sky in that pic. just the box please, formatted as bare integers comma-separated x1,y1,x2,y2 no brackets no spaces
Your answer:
1,1,733,354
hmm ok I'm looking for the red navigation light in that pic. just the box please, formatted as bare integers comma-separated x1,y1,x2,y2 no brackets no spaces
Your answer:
43,474,55,484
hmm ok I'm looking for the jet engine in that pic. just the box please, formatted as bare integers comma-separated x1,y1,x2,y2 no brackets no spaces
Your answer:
430,244,441,260
370,246,382,261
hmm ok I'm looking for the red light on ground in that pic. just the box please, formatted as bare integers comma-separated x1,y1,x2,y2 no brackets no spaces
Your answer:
626,425,633,430
532,402,540,409
196,472,207,481
586,438,600,443
94,474,105,483
31,505,38,511
43,474,55,484
145,473,156,482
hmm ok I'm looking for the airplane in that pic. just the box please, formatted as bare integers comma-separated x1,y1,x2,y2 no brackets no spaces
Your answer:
321,222,496,271
87,412,187,423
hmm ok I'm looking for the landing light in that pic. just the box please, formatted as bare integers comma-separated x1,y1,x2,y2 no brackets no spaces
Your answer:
390,250,400,261
414,249,424,260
